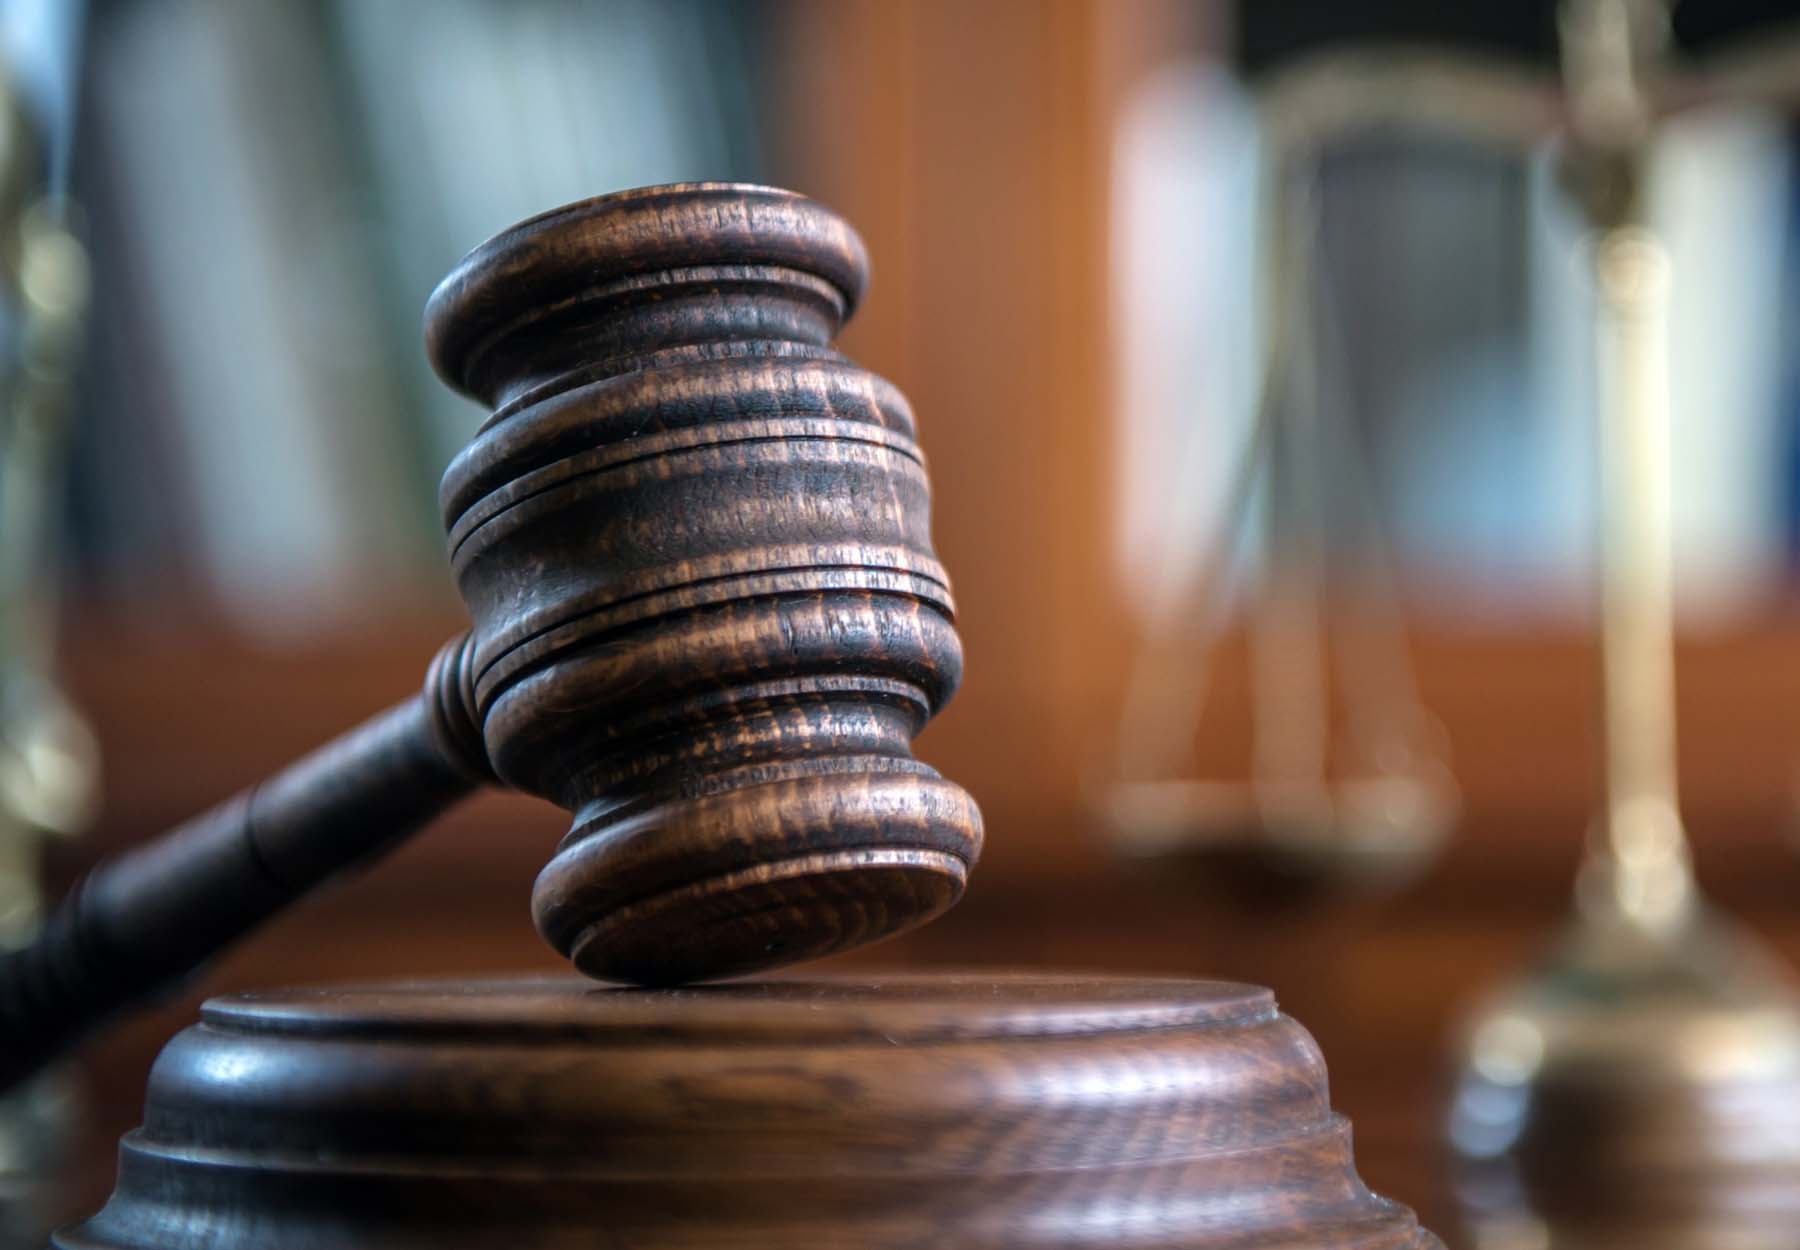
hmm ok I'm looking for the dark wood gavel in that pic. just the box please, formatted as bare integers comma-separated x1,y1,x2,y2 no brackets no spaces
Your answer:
0,183,983,1088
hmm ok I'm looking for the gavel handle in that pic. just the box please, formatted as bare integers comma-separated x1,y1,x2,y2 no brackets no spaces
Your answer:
0,636,490,1091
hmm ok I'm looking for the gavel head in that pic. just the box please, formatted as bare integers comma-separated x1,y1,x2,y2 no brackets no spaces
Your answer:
423,184,982,986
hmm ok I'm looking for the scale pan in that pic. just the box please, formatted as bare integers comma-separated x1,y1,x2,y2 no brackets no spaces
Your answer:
1098,774,1456,907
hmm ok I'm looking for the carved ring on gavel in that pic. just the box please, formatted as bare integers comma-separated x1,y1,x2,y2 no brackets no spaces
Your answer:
0,183,982,1086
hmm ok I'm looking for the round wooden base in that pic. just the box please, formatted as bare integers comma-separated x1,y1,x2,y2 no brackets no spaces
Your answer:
58,973,1439,1249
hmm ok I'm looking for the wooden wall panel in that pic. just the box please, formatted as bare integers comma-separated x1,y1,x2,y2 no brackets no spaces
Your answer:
768,0,1194,859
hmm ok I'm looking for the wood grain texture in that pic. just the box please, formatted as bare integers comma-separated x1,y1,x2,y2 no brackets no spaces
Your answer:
56,973,1439,1250
424,183,982,985
0,633,489,1090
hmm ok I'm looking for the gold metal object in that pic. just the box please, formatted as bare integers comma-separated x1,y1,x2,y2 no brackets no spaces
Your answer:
1450,5,1800,1245
0,200,96,957
0,56,97,1246
0,196,95,938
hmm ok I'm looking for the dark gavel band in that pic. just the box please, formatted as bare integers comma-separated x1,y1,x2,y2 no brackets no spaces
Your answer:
0,634,489,1091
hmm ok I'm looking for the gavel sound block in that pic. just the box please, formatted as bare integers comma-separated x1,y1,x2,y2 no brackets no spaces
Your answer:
57,974,1439,1250
0,184,983,1082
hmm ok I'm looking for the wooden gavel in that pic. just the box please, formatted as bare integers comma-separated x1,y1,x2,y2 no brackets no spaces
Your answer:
0,183,983,1088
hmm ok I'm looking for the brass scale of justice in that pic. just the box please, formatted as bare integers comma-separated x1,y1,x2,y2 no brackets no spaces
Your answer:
11,11,1800,1250
1096,0,1800,1246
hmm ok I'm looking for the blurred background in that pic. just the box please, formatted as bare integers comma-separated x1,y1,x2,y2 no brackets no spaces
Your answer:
12,0,1800,1242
